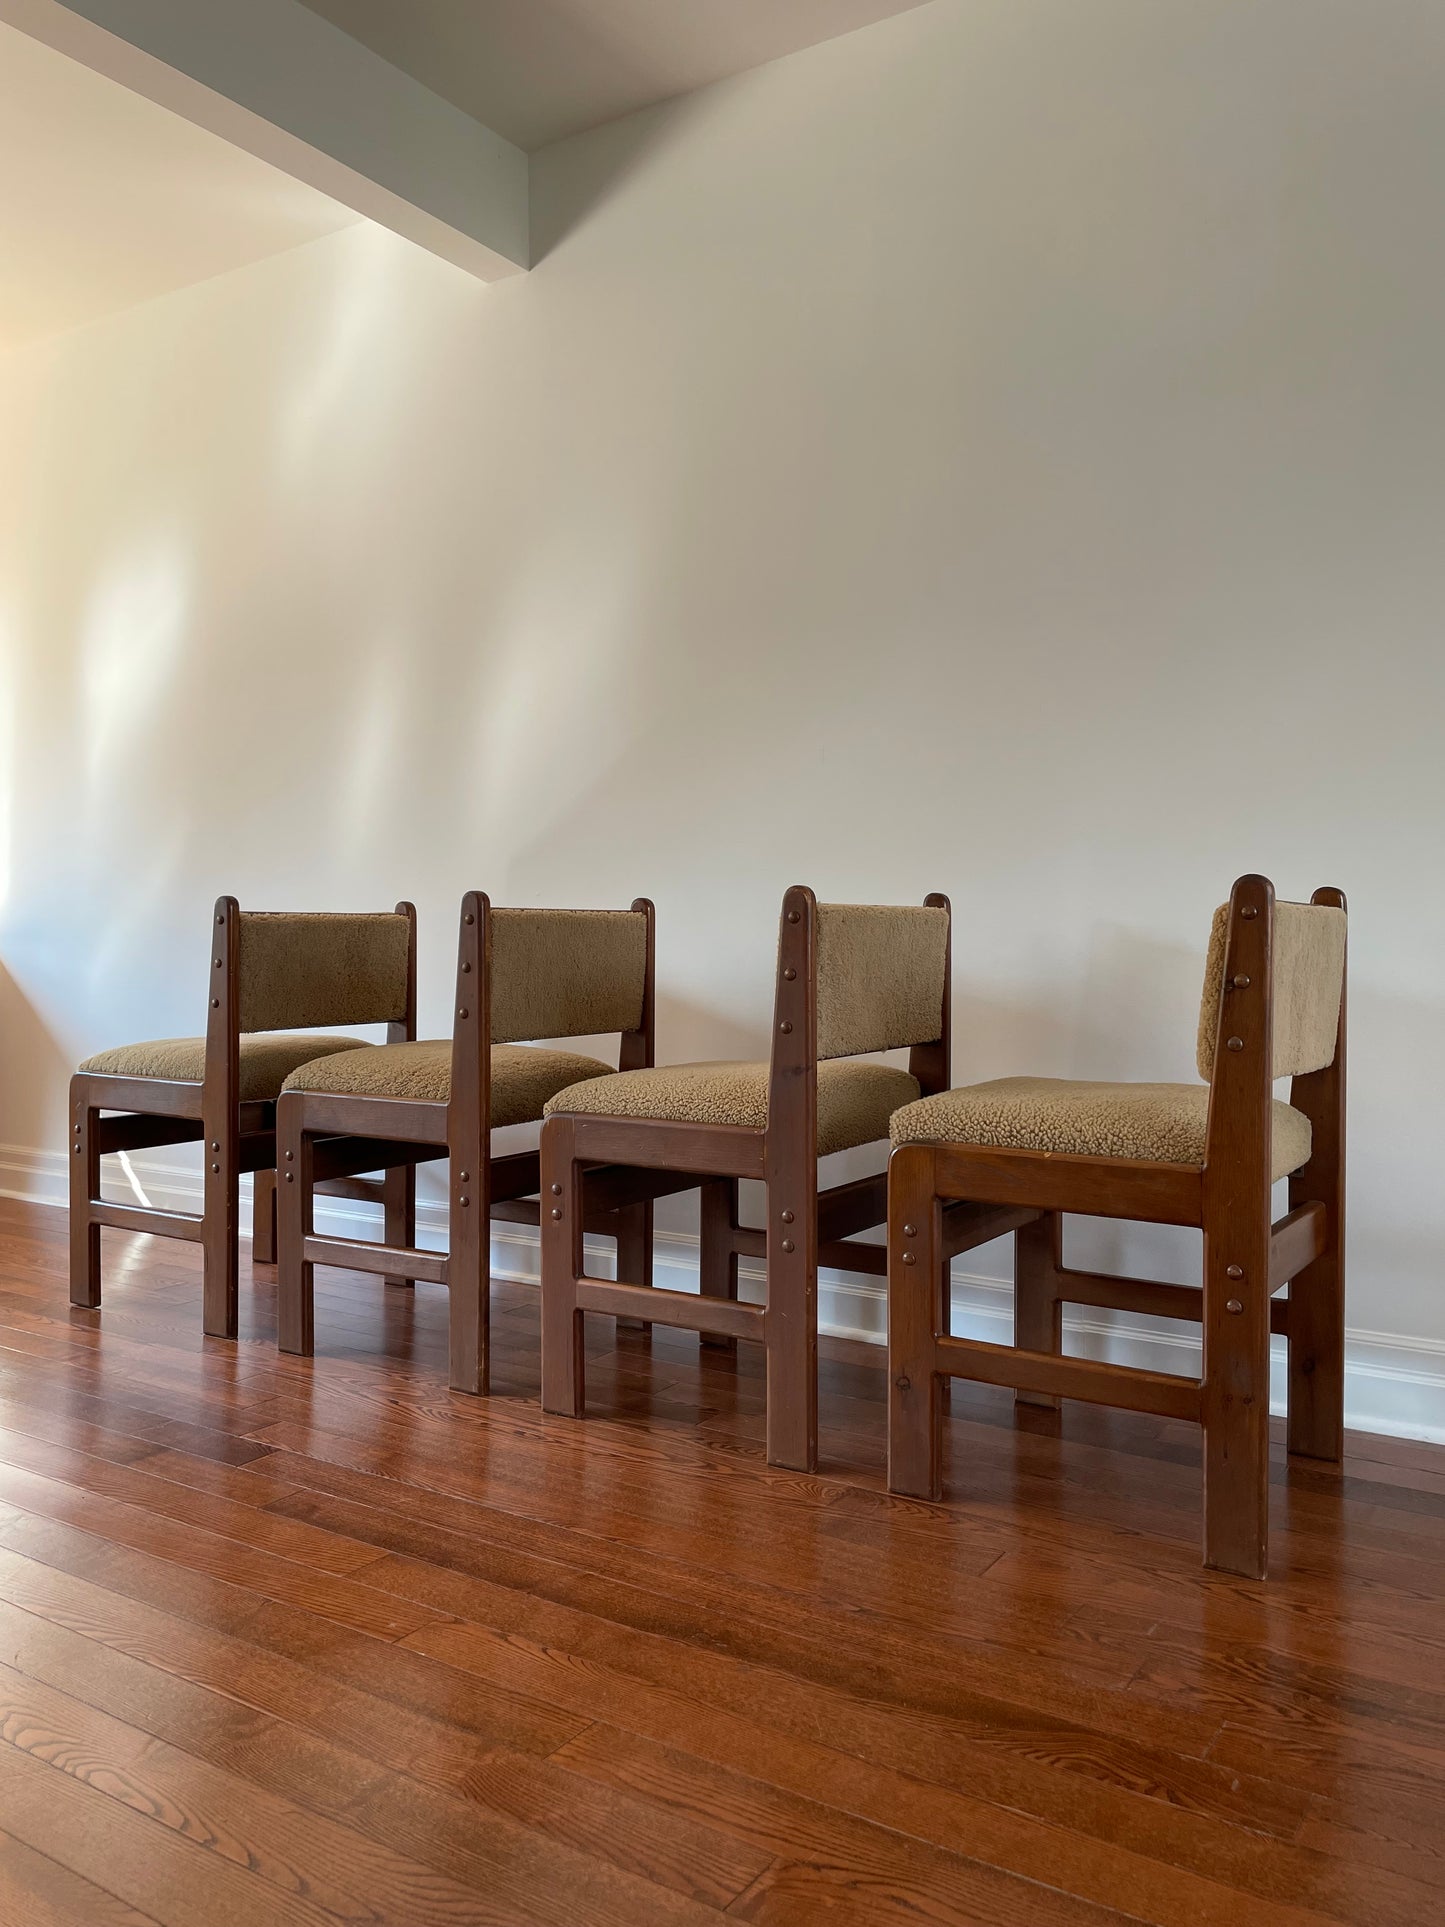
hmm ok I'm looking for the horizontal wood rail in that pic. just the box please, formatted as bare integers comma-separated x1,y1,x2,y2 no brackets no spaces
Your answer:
729,1204,1036,1273
1057,1269,1204,1321
816,1173,888,1242
576,1277,765,1342
575,1166,704,1215
932,1145,1203,1227
491,1150,544,1203
1056,1220,1316,1321
933,1332,1204,1422
724,1228,890,1276
283,1092,445,1144
301,1235,449,1286
495,1196,673,1236
310,1138,441,1186
90,1201,202,1240
314,1175,386,1204
79,1075,203,1119
1270,1201,1326,1288
237,1136,284,1176
561,1118,766,1181
93,1115,199,1155
942,1201,1039,1257
820,1239,886,1276
1055,1267,1292,1336
491,1199,542,1226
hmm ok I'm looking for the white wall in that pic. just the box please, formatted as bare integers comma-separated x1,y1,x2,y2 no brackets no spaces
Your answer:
2,0,1443,1427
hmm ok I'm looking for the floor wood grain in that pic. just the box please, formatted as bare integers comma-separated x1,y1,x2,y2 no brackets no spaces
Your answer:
0,1195,1441,1926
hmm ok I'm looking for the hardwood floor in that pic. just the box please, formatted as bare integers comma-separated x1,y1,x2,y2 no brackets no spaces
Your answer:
0,1194,1442,1926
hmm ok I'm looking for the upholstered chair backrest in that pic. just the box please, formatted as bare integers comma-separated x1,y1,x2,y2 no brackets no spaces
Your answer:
1197,900,1347,1082
814,902,950,1061
489,908,648,1044
237,912,412,1033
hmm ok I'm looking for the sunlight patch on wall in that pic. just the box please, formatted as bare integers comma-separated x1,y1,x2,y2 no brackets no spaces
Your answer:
275,227,397,481
79,534,191,787
472,531,642,845
332,642,403,863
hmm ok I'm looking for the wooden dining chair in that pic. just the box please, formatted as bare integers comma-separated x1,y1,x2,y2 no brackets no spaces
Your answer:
276,892,656,1394
71,898,417,1339
886,874,1347,1579
541,886,1018,1472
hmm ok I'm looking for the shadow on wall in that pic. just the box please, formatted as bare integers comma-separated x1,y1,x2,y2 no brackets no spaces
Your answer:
527,1,928,263
0,957,70,1156
529,99,686,264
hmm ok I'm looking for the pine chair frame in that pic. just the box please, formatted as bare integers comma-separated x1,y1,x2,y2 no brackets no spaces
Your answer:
70,896,418,1341
887,874,1346,1579
541,885,1027,1472
276,892,658,1395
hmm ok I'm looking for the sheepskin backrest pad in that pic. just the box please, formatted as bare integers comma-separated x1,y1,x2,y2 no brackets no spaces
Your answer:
490,908,647,1043
238,913,410,1033
1197,901,1346,1082
814,903,949,1061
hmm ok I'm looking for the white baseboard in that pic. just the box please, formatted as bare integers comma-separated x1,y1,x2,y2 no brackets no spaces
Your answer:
5,1141,1443,1444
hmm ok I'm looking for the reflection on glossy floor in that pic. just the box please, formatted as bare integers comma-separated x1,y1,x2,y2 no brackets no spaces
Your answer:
0,1194,1441,1927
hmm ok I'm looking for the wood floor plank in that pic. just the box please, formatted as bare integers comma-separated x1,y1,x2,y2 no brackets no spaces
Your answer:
0,1462,444,1639
553,1723,1348,1927
338,1759,757,1927
0,1426,387,1575
0,1523,587,1764
0,1553,765,1909
0,1650,671,1927
392,1615,1385,1916
259,1481,1195,1748
246,1410,1160,1669
0,1827,165,1927
0,1195,1440,1927
0,1744,351,1927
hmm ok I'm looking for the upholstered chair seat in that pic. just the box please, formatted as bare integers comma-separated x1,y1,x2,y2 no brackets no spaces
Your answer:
890,1076,1312,1183
285,1040,612,1126
79,1034,370,1104
547,1058,921,1158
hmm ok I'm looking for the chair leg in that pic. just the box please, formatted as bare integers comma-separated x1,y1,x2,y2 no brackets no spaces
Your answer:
277,1116,314,1356
614,1200,653,1332
252,1170,278,1266
1286,894,1346,1466
382,1165,416,1291
201,1124,240,1341
1014,1211,1063,1410
888,1145,944,1500
938,1252,952,1410
1202,1226,1272,1579
1286,1242,1345,1464
540,1117,585,1417
764,1148,819,1473
69,1085,101,1309
699,1178,739,1355
448,1151,489,1396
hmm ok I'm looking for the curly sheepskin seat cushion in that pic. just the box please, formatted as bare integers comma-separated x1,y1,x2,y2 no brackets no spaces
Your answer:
79,1034,372,1104
890,1076,1311,1182
545,1059,920,1157
283,1040,613,1128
